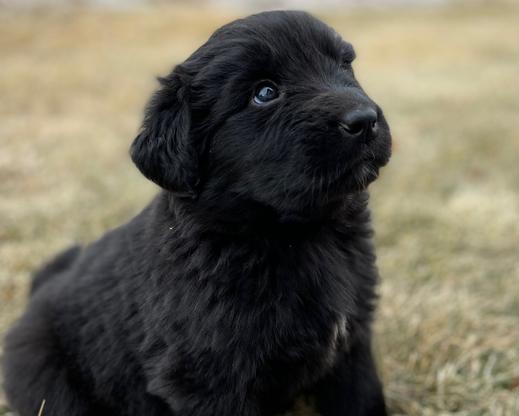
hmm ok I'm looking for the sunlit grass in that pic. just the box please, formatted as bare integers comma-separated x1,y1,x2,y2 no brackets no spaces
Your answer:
1,4,519,415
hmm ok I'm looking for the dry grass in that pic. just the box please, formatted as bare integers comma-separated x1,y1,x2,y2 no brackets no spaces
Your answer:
1,3,519,415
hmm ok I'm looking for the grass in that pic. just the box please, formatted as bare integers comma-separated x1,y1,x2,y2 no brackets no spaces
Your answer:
1,3,519,415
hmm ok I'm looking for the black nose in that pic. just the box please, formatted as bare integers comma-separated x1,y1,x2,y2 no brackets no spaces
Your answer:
339,108,378,141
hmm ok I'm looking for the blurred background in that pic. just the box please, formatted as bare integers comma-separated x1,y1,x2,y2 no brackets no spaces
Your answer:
1,0,518,414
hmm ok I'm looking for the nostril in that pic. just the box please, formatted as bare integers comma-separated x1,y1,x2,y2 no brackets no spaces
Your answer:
340,108,378,138
341,120,364,135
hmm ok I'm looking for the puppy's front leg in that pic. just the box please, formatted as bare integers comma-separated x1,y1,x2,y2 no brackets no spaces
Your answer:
146,363,260,416
158,392,259,416
185,396,260,416
312,339,387,416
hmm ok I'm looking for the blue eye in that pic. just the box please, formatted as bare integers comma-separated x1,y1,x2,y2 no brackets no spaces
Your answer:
253,82,279,105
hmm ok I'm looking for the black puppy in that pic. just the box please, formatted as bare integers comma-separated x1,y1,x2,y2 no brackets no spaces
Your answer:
3,10,391,416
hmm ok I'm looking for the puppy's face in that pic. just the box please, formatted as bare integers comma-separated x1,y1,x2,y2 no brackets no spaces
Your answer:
132,11,391,221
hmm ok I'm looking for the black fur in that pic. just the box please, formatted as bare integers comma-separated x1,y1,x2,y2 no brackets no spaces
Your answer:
2,10,391,416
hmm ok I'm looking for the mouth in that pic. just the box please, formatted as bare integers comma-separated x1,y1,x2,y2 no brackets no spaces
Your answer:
347,139,391,188
309,158,379,198
349,161,380,191
294,130,392,200
329,143,389,193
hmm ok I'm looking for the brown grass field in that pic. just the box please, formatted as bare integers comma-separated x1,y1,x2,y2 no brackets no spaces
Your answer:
1,3,519,415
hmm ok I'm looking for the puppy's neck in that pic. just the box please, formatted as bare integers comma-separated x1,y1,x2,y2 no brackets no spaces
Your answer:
161,191,371,239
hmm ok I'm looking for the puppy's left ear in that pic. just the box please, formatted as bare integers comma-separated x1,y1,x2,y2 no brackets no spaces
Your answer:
130,72,199,198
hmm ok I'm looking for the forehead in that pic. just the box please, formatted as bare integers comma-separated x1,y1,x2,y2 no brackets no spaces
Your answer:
211,11,353,70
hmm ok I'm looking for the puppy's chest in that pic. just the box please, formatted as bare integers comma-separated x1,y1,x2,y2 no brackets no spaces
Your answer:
187,238,358,364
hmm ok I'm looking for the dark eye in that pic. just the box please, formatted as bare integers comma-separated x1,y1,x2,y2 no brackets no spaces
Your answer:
253,82,279,105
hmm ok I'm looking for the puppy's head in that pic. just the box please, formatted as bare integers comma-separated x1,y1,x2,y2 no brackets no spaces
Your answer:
131,11,391,221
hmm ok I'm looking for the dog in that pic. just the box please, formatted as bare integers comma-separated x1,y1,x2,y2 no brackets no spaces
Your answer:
2,10,391,416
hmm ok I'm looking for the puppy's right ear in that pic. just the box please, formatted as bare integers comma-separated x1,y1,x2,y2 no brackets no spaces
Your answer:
130,72,199,198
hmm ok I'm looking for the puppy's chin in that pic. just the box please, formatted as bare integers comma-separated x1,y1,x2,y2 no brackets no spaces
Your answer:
262,155,389,221
344,162,381,192
324,147,390,195
264,162,381,222
342,139,391,192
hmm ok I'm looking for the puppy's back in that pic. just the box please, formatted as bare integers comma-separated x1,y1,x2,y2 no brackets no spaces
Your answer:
30,245,82,294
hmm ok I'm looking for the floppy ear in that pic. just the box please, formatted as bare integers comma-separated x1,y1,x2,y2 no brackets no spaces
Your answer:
130,73,199,198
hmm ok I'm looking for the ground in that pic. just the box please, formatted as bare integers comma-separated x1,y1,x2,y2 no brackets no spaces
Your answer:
1,4,518,415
